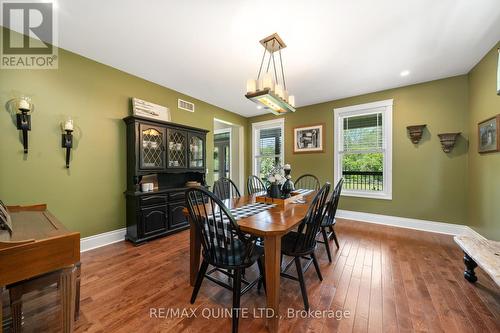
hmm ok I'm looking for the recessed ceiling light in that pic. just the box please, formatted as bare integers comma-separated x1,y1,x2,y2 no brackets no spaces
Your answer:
256,105,263,109
400,70,410,77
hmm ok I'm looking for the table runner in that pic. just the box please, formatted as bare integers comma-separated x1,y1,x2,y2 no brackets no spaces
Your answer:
229,202,276,220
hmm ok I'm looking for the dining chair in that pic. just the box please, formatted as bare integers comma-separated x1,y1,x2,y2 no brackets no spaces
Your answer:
318,178,344,262
186,187,264,333
213,177,241,200
280,182,331,310
247,175,267,195
295,174,321,191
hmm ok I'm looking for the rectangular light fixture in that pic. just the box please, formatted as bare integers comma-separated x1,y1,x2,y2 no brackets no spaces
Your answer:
245,89,296,115
245,33,296,116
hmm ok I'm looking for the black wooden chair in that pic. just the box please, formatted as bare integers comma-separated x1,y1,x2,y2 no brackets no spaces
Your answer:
213,177,241,200
318,178,343,262
280,182,331,310
247,175,267,195
295,174,321,191
186,187,264,333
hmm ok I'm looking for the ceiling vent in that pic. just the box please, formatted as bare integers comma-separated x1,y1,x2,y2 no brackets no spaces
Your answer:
178,99,195,112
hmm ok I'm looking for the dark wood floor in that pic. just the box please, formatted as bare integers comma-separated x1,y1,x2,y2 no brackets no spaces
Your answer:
3,220,500,332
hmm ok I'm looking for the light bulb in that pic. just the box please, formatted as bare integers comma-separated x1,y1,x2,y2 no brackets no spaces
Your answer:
262,72,274,91
275,84,283,99
246,79,257,94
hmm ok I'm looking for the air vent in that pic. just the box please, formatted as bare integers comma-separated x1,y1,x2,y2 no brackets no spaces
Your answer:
178,99,195,112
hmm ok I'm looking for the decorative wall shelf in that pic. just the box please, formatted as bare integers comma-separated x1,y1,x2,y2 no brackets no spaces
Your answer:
406,124,426,144
438,132,461,153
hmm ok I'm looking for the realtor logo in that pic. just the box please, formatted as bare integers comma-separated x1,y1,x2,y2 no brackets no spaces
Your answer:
1,0,58,69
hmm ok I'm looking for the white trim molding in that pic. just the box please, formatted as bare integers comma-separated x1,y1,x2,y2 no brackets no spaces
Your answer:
80,228,126,252
334,99,393,200
78,213,487,253
336,209,479,237
214,127,232,181
251,118,285,177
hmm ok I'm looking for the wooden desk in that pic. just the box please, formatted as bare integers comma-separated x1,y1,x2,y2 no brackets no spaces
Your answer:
0,204,80,333
185,193,315,333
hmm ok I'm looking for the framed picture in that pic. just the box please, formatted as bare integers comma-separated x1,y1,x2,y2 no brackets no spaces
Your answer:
293,124,324,153
478,115,500,154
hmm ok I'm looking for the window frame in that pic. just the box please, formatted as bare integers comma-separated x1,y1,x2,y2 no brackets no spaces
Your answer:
251,118,285,180
333,99,393,200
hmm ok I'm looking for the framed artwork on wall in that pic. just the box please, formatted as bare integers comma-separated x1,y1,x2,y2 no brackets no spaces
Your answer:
478,114,500,154
293,123,324,153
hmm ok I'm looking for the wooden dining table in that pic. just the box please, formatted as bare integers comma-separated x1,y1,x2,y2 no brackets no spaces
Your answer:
185,191,316,333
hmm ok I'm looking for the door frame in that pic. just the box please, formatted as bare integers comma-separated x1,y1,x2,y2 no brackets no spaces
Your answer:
214,128,232,181
214,118,245,190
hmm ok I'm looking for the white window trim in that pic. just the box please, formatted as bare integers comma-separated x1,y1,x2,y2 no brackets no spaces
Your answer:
333,99,393,200
251,118,285,177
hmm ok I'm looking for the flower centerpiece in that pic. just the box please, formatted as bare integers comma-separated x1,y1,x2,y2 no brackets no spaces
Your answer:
266,165,284,198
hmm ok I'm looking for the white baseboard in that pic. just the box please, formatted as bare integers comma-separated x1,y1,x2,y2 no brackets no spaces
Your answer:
80,228,126,252
336,209,481,237
78,212,487,253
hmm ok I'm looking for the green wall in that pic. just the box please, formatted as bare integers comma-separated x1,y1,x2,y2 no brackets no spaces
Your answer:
0,43,247,237
247,76,470,225
1,26,498,240
467,42,500,240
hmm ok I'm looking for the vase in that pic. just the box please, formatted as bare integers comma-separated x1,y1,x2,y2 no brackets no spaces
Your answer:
281,179,295,198
268,183,281,199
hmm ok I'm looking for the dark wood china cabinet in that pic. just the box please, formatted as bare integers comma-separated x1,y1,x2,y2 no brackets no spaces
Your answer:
124,116,208,244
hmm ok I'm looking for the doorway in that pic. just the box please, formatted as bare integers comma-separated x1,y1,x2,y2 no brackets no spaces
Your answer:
214,129,231,180
213,118,244,190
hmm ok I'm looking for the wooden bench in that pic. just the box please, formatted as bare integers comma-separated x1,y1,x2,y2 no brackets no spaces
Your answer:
454,235,500,285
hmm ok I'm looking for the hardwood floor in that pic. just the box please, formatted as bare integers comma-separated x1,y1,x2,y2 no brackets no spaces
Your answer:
3,219,499,332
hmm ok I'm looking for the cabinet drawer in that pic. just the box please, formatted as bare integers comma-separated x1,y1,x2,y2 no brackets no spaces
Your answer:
168,191,185,202
139,195,167,207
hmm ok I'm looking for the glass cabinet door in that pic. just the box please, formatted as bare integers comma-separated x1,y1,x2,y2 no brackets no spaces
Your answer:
167,129,187,168
189,133,205,169
139,124,166,170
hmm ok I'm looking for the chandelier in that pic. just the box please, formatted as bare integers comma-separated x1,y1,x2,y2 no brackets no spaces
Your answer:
245,33,296,115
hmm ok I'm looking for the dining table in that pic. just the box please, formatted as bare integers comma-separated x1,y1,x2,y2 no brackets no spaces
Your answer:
185,191,316,333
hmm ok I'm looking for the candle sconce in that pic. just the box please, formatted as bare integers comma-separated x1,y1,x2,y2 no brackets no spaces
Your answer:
438,132,461,153
61,118,74,168
8,97,34,154
406,124,426,144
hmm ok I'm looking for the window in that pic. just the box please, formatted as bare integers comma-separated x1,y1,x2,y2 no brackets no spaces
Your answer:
252,118,284,181
334,99,393,200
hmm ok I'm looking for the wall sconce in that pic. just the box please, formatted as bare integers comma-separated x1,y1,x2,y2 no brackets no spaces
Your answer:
406,124,426,144
61,118,74,168
438,132,461,153
10,98,34,154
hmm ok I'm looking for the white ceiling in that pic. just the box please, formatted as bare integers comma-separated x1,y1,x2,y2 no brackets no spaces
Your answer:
53,0,500,117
